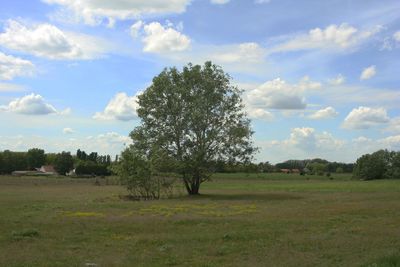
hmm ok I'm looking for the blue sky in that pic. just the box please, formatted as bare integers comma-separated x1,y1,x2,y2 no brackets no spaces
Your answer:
0,0,400,163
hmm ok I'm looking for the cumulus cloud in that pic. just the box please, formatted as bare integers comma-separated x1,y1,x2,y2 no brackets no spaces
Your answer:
271,23,381,53
157,41,269,75
385,117,400,134
93,92,140,121
379,135,400,151
0,20,107,60
261,127,345,161
131,21,191,53
130,20,144,38
0,93,61,115
211,42,265,64
210,0,230,4
351,135,400,155
328,74,345,85
0,52,35,80
246,76,321,110
342,106,390,129
63,127,74,134
360,65,376,80
246,107,274,121
95,132,131,145
394,31,400,42
319,83,400,109
43,0,191,26
0,83,26,92
309,107,338,120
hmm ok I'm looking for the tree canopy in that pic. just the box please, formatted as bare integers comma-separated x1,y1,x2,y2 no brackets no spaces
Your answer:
27,148,46,170
353,149,400,180
54,152,73,176
124,62,256,195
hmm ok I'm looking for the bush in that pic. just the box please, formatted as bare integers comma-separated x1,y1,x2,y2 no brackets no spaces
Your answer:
113,146,177,200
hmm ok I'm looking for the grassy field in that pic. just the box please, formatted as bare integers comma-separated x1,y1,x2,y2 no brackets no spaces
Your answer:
1,173,400,267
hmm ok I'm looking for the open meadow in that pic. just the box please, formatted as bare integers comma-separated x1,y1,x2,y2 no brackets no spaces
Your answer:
1,173,400,267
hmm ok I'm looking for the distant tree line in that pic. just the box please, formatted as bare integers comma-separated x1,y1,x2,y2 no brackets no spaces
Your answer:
0,148,113,176
74,149,112,176
274,159,354,174
353,149,400,180
212,158,353,174
10,148,398,180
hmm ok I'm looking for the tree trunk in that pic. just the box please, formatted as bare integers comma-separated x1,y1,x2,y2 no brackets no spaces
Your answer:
188,182,200,195
184,177,200,195
183,172,201,195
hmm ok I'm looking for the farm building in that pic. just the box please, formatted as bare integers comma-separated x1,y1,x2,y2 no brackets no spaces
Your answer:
37,165,57,175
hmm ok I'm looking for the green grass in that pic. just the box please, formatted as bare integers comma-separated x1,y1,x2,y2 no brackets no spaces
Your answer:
1,174,400,266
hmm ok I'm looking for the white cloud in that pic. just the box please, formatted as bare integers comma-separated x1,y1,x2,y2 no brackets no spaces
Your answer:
93,92,140,121
328,74,345,85
211,42,265,64
0,52,35,80
309,107,338,120
260,127,345,162
0,83,26,92
63,127,75,134
137,21,191,53
247,107,274,121
351,135,400,155
158,41,269,75
255,0,271,3
210,0,230,4
318,83,400,109
385,117,400,134
130,20,144,38
59,107,72,115
394,31,400,42
342,106,389,129
271,23,381,53
360,65,376,80
43,0,191,26
96,132,131,145
379,135,400,149
0,93,60,115
246,76,321,110
0,20,107,60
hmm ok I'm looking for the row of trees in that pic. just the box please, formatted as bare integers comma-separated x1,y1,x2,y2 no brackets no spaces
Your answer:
213,159,354,174
0,149,113,176
275,159,354,174
353,150,400,180
74,149,112,176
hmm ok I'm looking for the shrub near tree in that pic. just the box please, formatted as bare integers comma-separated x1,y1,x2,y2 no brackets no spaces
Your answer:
117,62,256,196
113,146,177,199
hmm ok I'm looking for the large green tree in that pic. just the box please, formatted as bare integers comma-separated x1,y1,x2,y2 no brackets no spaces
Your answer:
127,62,256,195
27,148,46,170
353,149,397,180
54,151,73,176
